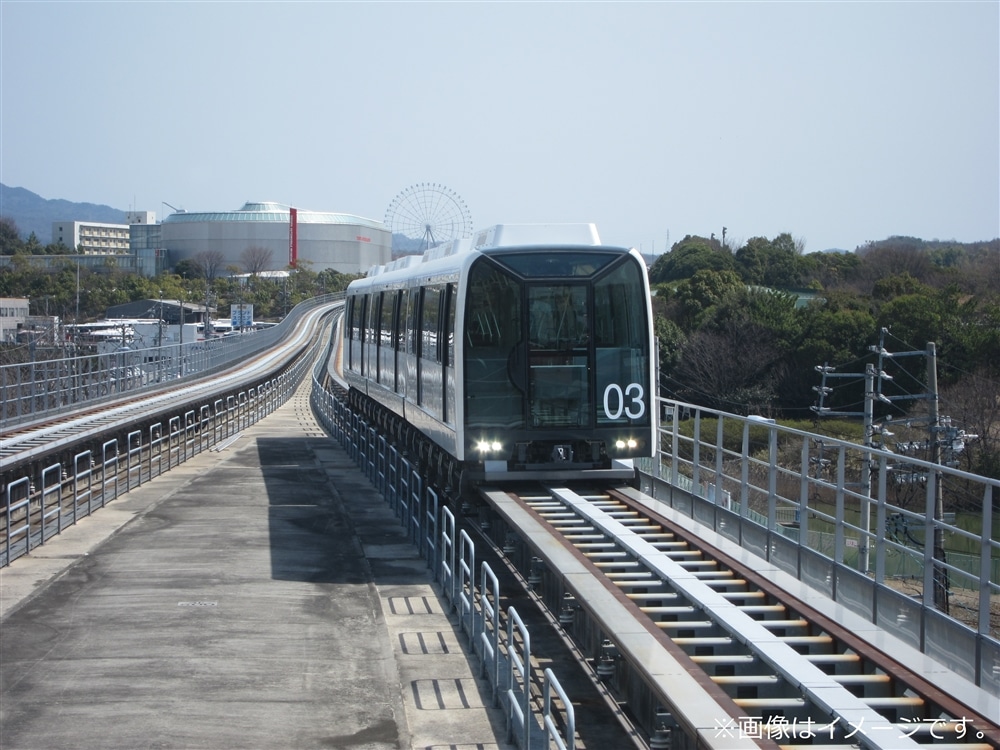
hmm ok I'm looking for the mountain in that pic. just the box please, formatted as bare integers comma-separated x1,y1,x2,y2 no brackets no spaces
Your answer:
0,183,128,243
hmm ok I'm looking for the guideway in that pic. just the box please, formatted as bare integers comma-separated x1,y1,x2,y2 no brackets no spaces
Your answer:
0,384,512,749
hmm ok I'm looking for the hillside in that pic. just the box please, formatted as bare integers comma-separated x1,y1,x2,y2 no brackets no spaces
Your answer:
0,183,127,243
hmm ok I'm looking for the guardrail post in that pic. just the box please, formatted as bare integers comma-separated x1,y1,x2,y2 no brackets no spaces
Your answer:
543,668,575,750
479,562,501,706
74,451,93,521
41,463,64,539
425,487,439,573
102,439,118,504
505,606,532,749
410,476,423,547
127,430,143,490
150,423,163,480
458,529,475,638
440,505,456,607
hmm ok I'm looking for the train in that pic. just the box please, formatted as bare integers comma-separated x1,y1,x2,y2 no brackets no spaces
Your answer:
337,223,655,493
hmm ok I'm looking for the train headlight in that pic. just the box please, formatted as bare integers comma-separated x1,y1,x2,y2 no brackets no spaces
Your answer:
615,438,639,451
476,440,503,453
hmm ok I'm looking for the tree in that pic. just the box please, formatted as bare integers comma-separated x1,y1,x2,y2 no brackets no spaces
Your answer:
799,250,862,291
192,250,226,282
877,293,943,351
0,217,23,255
857,239,937,287
240,246,273,276
940,368,1000,481
670,268,744,330
871,271,932,301
648,235,735,284
671,318,785,413
734,233,803,288
173,259,200,279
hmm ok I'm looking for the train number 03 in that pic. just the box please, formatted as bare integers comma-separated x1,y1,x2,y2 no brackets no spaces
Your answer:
603,383,646,420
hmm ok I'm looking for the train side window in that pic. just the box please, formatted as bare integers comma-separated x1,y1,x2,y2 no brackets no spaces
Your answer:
421,286,441,363
380,290,395,349
408,288,419,355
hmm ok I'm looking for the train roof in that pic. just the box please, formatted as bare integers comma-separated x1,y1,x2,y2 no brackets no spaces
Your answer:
362,223,607,282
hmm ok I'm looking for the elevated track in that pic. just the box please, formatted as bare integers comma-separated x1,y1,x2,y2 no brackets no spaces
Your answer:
2,295,998,749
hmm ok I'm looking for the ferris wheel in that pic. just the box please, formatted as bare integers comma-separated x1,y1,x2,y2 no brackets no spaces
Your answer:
385,183,473,253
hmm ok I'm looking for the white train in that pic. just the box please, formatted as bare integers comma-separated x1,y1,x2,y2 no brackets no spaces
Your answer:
340,224,655,488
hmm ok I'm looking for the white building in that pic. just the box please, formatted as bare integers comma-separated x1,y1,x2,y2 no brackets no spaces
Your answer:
160,201,391,275
52,221,129,254
52,212,157,256
0,297,30,343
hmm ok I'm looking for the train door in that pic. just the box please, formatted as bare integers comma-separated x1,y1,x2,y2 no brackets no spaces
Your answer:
417,286,441,415
377,290,396,387
464,259,525,433
365,293,379,379
355,294,369,376
395,289,407,393
346,295,359,373
403,288,418,401
442,284,455,424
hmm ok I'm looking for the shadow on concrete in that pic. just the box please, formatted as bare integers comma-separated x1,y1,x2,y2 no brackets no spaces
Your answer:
258,436,372,584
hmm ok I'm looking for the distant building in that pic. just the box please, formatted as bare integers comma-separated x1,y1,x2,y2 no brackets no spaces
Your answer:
130,221,166,277
47,211,167,275
0,297,30,343
161,201,391,275
105,299,209,326
26,202,392,279
52,220,130,254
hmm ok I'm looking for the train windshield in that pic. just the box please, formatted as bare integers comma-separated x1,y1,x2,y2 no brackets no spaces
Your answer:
464,251,649,435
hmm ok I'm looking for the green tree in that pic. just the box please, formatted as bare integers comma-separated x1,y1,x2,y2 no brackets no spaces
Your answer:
670,268,744,330
734,233,802,288
0,217,23,255
871,271,932,301
648,235,735,284
877,293,943,351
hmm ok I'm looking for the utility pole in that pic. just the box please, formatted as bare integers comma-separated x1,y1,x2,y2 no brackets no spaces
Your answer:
926,342,949,613
811,363,875,573
869,329,952,614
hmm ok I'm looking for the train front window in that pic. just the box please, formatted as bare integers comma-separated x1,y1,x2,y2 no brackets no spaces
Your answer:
494,250,617,278
527,285,590,428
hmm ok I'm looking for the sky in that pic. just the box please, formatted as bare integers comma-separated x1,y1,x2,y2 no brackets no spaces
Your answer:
1,1,997,255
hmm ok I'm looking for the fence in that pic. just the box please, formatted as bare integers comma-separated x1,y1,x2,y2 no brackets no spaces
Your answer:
0,294,343,430
639,398,1000,696
310,370,576,749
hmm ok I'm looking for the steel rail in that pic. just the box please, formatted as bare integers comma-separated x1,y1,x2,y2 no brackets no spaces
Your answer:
484,483,999,750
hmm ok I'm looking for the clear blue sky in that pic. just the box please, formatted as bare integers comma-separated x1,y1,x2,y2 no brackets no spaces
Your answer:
2,1,997,254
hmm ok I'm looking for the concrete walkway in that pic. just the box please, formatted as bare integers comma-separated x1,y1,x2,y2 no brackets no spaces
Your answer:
0,383,512,750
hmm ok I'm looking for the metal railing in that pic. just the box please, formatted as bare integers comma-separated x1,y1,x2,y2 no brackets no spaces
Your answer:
2,367,305,567
1,293,343,431
638,397,1000,696
0,295,337,567
310,371,575,749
